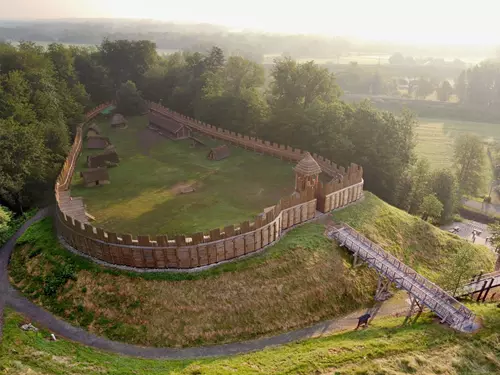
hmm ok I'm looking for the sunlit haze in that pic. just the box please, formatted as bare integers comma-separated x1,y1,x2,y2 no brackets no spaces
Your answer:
1,0,500,45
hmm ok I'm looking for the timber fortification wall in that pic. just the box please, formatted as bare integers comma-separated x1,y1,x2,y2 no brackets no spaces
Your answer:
54,103,364,269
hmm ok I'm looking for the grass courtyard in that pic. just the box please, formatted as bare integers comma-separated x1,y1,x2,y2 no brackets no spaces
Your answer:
71,115,295,236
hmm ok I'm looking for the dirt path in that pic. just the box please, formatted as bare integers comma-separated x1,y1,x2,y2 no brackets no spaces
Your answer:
1,209,410,359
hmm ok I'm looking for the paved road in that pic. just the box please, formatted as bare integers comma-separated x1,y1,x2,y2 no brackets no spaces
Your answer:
0,210,408,359
462,199,500,216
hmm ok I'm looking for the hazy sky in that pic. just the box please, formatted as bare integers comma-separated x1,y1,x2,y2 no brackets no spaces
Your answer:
1,0,499,44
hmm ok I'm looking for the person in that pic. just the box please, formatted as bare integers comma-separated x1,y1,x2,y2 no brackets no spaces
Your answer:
355,313,371,330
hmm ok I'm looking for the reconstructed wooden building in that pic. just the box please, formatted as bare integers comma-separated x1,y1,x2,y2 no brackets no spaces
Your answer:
111,113,127,128
207,145,231,161
87,150,120,168
87,136,111,150
80,168,110,187
148,112,191,139
86,123,101,138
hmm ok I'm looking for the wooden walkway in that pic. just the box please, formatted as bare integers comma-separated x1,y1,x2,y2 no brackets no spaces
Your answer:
458,270,500,299
326,224,477,332
57,191,89,225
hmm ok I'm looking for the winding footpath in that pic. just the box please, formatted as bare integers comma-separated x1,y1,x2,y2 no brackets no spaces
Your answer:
0,210,408,359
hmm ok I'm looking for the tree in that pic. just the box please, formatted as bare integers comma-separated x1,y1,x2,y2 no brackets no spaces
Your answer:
437,80,453,102
438,246,479,295
389,52,405,65
487,222,500,271
454,134,485,195
116,81,147,116
415,78,435,99
99,39,158,87
419,194,443,221
0,205,11,233
429,169,459,222
407,159,431,214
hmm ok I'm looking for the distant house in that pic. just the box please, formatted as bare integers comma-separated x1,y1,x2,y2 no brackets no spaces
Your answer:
111,113,127,128
87,136,111,150
207,145,230,161
86,123,101,138
148,111,191,140
80,168,110,187
87,150,120,168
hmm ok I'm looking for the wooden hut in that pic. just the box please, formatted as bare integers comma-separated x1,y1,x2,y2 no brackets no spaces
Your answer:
87,150,120,168
111,113,127,128
294,152,322,192
207,145,231,161
86,123,101,138
87,136,111,150
80,168,110,187
148,112,191,139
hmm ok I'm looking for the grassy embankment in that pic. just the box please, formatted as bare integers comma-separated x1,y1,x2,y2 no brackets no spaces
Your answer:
8,193,494,348
71,115,295,235
1,303,499,375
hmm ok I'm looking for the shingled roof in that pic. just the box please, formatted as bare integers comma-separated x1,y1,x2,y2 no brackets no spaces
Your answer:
87,150,120,168
111,113,127,127
87,136,110,149
80,168,109,185
294,152,322,176
207,145,230,161
87,123,101,136
149,112,185,134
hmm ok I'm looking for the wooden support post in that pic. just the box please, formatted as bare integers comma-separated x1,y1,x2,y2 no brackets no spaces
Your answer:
403,295,416,325
481,278,495,302
476,280,488,302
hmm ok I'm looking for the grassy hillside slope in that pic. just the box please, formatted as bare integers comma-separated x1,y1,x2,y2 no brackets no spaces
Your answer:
1,304,499,375
8,193,495,348
332,192,495,282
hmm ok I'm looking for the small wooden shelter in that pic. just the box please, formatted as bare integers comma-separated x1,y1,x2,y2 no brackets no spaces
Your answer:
148,112,191,139
86,123,101,138
207,145,231,161
80,168,110,187
294,152,322,192
87,136,111,150
111,113,127,128
87,150,120,168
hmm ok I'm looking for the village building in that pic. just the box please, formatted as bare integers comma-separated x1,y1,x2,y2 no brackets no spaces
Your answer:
111,113,127,128
294,152,322,192
86,136,111,149
207,145,231,161
86,123,101,138
80,168,110,187
148,111,191,139
87,150,120,168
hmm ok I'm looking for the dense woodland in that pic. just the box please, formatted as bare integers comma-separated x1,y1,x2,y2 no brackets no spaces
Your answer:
0,38,491,235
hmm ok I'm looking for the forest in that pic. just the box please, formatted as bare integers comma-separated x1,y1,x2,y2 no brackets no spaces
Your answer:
0,38,493,236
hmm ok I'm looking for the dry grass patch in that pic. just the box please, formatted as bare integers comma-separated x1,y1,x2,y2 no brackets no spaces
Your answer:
9,218,376,347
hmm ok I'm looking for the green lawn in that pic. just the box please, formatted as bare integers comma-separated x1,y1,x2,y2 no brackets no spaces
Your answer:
1,304,499,375
71,116,295,236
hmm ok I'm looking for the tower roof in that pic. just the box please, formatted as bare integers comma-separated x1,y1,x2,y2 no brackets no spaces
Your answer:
294,152,322,176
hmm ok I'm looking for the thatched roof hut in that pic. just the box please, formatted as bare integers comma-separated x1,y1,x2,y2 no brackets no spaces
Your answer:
87,150,120,168
111,113,127,128
80,168,110,187
294,152,322,176
207,145,231,161
87,136,111,149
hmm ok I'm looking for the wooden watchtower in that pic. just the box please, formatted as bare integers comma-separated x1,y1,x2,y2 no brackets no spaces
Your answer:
294,152,322,192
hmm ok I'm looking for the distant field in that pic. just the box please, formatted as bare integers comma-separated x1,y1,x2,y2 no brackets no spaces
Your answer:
415,118,500,194
71,115,295,236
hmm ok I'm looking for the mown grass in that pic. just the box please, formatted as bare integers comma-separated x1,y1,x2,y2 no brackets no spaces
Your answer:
9,218,376,347
71,115,295,235
1,304,499,375
8,193,495,349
